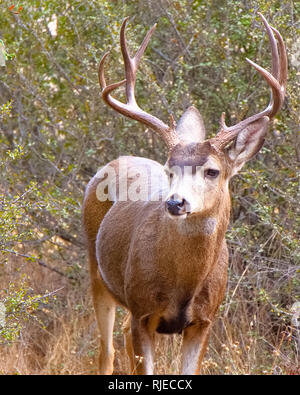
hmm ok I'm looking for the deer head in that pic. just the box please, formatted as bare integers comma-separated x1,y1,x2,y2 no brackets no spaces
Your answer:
98,13,287,218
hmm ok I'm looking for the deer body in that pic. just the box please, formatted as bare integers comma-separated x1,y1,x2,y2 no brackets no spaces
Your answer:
97,158,229,315
83,154,230,374
83,14,287,374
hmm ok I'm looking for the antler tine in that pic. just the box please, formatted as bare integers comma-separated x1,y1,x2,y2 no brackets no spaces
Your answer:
270,25,288,93
258,13,280,80
98,51,127,103
212,13,287,150
120,17,157,105
245,58,282,116
98,18,180,149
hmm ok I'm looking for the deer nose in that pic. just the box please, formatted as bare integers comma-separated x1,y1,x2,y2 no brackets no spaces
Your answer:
165,196,188,216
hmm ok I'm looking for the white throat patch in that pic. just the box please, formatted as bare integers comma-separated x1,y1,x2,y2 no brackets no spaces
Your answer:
177,217,217,236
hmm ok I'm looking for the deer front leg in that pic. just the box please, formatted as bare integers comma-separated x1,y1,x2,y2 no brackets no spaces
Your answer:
181,319,212,374
130,316,155,375
123,312,135,374
89,255,116,375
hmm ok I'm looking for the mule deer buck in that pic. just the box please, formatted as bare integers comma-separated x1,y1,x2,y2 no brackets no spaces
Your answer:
83,13,287,374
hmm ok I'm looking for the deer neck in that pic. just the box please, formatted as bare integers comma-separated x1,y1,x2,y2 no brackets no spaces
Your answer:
154,198,231,293
162,193,231,241
173,215,219,237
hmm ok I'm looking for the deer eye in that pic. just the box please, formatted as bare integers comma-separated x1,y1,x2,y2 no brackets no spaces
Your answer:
205,169,219,178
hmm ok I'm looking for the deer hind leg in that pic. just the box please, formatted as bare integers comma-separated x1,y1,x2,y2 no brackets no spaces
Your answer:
181,319,212,375
129,316,155,375
89,255,116,375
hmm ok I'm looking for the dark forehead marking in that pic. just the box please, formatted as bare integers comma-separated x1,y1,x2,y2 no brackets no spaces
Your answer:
168,141,214,168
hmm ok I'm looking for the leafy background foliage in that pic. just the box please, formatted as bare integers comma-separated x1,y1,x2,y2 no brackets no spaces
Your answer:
0,0,299,374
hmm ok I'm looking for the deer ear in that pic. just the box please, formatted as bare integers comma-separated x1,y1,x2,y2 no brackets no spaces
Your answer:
176,106,206,142
227,116,269,175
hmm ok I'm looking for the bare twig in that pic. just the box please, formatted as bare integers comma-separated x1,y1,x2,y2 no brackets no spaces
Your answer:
1,249,72,279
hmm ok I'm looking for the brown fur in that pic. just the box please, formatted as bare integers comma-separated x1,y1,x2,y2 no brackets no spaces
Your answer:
82,149,231,374
168,141,213,168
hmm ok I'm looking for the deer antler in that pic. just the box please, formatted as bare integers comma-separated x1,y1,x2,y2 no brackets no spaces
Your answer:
211,13,287,151
98,17,180,149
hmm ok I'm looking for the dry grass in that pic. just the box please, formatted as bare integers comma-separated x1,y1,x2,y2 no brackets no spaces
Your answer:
0,252,298,375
